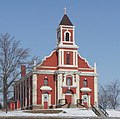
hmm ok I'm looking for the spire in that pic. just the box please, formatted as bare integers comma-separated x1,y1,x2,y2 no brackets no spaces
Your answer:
59,8,73,26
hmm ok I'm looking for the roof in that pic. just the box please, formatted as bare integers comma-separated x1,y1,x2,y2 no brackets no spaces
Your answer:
59,14,73,26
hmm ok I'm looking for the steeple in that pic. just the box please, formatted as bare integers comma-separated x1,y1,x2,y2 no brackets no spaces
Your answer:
57,8,78,49
59,7,73,26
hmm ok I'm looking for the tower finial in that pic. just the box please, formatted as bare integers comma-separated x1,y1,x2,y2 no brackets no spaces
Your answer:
64,6,67,14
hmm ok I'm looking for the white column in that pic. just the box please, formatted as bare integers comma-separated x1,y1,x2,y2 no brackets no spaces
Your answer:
32,73,37,105
49,94,51,106
42,94,44,106
60,27,62,44
25,80,27,107
76,74,80,100
76,51,78,67
73,27,75,43
62,50,64,65
94,63,98,108
29,79,31,107
57,74,62,100
88,95,91,107
57,74,60,101
73,51,75,66
72,75,75,86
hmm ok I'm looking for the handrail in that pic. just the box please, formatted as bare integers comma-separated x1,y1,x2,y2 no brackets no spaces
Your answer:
76,99,85,107
56,99,68,108
91,104,101,117
98,104,109,117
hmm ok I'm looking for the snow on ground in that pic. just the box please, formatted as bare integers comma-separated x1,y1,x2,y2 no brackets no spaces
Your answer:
107,109,120,117
0,108,120,117
0,108,97,117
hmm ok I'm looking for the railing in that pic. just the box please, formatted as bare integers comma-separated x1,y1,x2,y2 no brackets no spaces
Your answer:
98,104,109,117
56,99,68,108
91,104,101,117
76,99,85,107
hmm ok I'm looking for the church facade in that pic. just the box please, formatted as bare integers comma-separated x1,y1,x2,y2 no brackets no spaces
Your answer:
11,10,98,110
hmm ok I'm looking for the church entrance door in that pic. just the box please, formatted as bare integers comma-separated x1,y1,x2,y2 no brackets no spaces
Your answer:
43,93,49,109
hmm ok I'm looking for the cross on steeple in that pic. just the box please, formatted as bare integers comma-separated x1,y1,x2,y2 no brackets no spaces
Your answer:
64,7,67,14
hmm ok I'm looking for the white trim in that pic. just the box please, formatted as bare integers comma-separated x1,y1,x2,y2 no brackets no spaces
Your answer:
78,68,94,70
57,69,78,71
76,74,80,99
57,74,62,100
59,65,78,67
39,66,57,69
33,70,55,74
73,50,75,66
62,41,73,43
61,27,74,30
55,70,80,75
61,85,77,88
29,78,31,107
25,80,27,107
57,44,78,49
32,74,37,105
49,94,51,106
76,51,78,66
40,86,52,91
36,50,56,67
58,50,60,66
60,27,62,44
88,95,91,107
80,72,98,77
78,52,94,69
80,87,92,92
62,50,64,65
42,94,44,106
59,25,75,28
64,31,71,41
94,76,98,108
73,27,75,43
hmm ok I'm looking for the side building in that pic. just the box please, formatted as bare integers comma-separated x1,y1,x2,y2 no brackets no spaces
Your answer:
11,9,98,110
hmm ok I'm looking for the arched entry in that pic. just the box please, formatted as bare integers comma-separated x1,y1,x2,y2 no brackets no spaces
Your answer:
65,90,73,104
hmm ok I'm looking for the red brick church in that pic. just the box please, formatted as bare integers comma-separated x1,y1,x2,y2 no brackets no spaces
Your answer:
10,9,98,110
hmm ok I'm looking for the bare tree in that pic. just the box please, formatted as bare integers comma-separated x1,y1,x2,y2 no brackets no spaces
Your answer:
99,80,120,109
107,80,120,109
98,85,108,109
0,33,30,113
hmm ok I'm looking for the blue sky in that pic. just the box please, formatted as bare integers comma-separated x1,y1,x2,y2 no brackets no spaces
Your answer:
0,0,120,86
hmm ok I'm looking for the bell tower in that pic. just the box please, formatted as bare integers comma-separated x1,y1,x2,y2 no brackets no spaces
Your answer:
57,8,78,69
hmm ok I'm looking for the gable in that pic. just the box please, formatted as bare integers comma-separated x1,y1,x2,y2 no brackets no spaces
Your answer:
36,50,58,69
78,53,92,69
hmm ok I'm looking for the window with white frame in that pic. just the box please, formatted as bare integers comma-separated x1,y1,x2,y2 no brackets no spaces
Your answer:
83,78,88,87
44,78,48,86
64,32,70,41
66,77,72,86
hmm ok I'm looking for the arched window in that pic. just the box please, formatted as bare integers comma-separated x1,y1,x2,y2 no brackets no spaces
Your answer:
64,32,70,41
66,54,70,64
67,77,72,86
44,78,48,86
83,78,88,87
65,32,69,41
